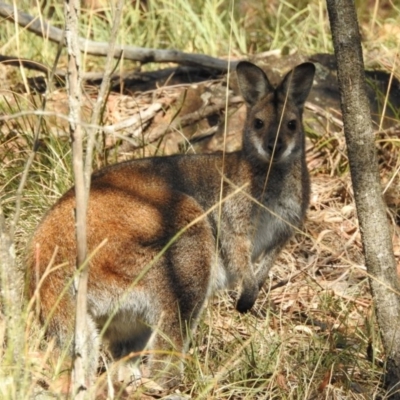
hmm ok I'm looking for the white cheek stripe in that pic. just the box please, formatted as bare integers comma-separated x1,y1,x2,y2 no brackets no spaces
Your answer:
252,136,270,162
280,140,295,161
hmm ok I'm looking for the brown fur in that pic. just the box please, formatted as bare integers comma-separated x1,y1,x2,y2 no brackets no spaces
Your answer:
27,61,315,388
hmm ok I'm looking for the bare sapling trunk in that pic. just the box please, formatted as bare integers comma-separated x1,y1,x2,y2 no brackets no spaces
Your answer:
326,0,400,396
64,0,124,396
65,0,90,397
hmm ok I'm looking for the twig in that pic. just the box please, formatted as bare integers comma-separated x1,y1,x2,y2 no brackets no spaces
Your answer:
0,109,163,135
0,2,236,72
375,123,400,136
0,54,65,77
302,101,400,137
305,101,343,129
84,0,124,186
103,102,163,135
0,94,243,150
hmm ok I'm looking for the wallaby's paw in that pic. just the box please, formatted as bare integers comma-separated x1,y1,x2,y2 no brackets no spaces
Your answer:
236,298,253,313
236,294,257,313
235,278,259,313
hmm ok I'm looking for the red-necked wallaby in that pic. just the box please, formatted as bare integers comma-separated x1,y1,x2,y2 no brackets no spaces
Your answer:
28,61,315,388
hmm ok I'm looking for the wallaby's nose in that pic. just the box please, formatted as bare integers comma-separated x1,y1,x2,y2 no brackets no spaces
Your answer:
267,138,284,156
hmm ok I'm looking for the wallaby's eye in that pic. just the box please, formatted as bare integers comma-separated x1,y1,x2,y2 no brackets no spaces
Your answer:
287,120,297,130
254,118,264,130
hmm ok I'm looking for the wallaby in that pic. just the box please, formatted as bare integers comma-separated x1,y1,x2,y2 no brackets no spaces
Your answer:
27,61,315,389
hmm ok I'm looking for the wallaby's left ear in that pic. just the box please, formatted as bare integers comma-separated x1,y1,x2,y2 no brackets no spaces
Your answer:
278,62,315,109
236,61,274,106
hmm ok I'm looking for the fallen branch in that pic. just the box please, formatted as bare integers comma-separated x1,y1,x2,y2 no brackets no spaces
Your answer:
305,101,343,129
306,101,400,137
0,54,223,95
0,2,236,72
103,102,163,135
0,94,244,147
145,96,243,145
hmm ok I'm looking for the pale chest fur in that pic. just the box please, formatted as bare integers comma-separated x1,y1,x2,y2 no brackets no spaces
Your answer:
252,198,302,260
250,173,304,262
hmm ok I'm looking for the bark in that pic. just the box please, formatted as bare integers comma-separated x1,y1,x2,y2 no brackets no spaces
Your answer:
326,0,400,397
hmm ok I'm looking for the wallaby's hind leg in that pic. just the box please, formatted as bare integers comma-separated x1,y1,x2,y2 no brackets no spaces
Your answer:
105,193,215,388
146,295,209,388
147,311,189,388
149,240,214,386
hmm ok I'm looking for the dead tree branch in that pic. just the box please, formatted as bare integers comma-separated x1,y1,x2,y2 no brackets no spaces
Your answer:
145,96,242,145
0,2,235,72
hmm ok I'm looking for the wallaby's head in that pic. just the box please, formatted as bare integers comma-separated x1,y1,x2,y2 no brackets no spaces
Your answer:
237,61,315,165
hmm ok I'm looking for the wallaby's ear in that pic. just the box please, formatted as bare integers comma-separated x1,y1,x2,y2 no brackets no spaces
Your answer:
236,61,274,106
278,62,315,109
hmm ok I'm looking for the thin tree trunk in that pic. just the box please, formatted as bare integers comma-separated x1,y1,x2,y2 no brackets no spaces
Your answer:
65,1,124,396
65,0,90,397
326,0,400,397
